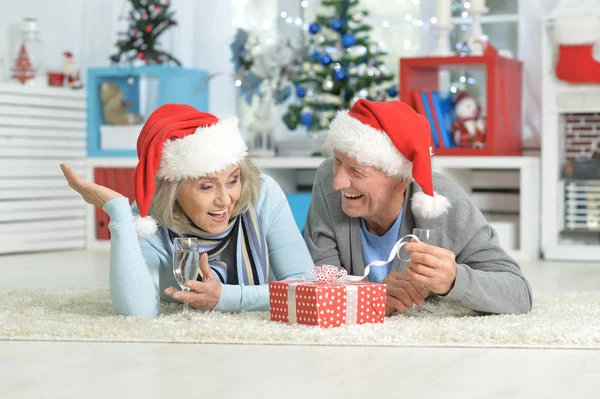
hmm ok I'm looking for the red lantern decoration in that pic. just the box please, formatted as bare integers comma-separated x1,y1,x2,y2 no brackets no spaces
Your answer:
145,26,152,33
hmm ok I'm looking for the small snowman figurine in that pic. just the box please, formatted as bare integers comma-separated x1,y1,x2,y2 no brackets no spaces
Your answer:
452,91,486,148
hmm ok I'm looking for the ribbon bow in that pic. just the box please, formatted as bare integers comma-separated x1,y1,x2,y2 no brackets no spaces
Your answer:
304,234,420,283
304,264,348,283
302,234,420,283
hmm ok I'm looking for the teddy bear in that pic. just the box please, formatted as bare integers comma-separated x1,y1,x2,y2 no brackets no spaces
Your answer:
100,81,142,125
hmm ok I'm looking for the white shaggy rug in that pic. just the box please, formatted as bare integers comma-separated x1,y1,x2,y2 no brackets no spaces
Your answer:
1,289,599,349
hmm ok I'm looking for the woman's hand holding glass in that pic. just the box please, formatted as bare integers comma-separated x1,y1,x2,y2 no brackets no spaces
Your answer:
165,252,222,311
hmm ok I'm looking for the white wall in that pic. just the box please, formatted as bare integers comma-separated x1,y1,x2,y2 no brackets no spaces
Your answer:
0,0,239,117
1,0,559,145
521,0,559,151
0,0,87,76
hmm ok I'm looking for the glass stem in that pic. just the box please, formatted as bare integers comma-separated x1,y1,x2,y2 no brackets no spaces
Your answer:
183,286,191,314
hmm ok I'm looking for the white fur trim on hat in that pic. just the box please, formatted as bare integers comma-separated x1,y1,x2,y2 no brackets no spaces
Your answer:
157,116,247,180
134,215,158,237
326,110,412,178
554,18,599,45
411,191,451,219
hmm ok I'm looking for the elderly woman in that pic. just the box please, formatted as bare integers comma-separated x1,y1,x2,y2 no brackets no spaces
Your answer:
304,99,533,315
61,104,314,317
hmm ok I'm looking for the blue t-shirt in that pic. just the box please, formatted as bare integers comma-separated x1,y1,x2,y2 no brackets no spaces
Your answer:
359,211,403,283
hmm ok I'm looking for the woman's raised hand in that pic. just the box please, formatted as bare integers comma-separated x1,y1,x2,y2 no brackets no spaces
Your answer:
60,164,124,208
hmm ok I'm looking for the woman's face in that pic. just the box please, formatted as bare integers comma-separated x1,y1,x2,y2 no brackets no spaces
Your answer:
176,164,242,235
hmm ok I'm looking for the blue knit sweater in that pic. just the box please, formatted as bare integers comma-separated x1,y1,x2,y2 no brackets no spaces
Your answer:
103,174,314,317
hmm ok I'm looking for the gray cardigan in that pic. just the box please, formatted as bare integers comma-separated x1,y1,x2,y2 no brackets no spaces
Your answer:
304,157,533,315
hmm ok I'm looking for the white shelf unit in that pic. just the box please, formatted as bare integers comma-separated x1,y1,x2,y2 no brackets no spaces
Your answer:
0,83,87,254
432,156,540,262
541,14,600,261
85,155,540,261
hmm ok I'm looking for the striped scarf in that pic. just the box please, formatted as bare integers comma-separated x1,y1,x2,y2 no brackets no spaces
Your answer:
166,207,269,285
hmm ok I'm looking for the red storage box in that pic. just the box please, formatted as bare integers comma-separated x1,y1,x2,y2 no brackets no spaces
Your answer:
400,53,523,156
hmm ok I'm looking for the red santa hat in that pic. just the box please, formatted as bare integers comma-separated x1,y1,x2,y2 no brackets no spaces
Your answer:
134,104,247,236
326,99,450,219
455,90,475,105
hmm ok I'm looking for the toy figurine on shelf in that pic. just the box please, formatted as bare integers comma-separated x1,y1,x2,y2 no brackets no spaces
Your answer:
63,51,83,89
452,91,486,148
563,140,600,180
100,80,142,125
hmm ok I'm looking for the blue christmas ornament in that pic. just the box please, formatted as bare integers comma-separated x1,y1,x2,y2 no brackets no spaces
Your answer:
387,87,398,97
342,34,357,48
331,19,343,31
300,112,314,126
334,70,347,81
310,51,320,61
319,54,332,66
308,22,320,34
296,85,307,98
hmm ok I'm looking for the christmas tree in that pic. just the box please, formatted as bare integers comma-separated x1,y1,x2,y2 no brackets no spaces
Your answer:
110,0,181,66
12,44,35,83
283,0,398,132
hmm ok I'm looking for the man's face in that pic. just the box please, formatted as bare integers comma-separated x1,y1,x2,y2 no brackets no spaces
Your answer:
332,151,408,220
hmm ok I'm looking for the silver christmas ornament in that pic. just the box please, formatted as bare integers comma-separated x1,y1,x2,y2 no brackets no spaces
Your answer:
369,43,379,55
369,87,380,98
347,45,367,58
322,76,334,91
314,33,326,45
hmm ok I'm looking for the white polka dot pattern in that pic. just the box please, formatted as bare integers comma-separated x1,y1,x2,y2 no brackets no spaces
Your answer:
269,280,387,328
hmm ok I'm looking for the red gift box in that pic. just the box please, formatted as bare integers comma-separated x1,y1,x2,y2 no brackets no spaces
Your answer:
269,279,387,328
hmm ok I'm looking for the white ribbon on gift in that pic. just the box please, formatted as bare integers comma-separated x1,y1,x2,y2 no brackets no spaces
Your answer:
339,234,419,282
286,234,419,324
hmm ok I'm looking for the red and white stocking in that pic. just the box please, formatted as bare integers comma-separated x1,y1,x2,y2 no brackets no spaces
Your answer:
555,18,600,84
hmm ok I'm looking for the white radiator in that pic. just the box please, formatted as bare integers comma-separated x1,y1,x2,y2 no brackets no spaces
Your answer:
0,83,87,254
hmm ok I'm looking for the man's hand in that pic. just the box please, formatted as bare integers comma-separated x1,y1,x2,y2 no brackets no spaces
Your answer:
382,271,430,316
404,239,457,295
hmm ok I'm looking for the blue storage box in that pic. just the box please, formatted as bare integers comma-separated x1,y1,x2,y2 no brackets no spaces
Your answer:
87,66,210,157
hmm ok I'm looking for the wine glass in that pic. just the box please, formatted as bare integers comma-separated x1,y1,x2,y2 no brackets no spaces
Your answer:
173,237,200,315
409,228,437,314
413,228,436,245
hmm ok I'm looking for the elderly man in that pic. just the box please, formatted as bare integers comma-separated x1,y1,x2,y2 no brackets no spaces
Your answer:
304,99,532,315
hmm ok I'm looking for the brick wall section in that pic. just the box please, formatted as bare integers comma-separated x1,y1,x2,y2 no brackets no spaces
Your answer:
564,113,600,161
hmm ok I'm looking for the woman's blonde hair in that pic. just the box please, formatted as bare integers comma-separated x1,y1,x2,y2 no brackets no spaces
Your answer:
149,159,261,235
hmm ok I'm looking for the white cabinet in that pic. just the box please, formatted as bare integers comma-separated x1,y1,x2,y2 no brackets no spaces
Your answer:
0,83,87,254
541,8,600,261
